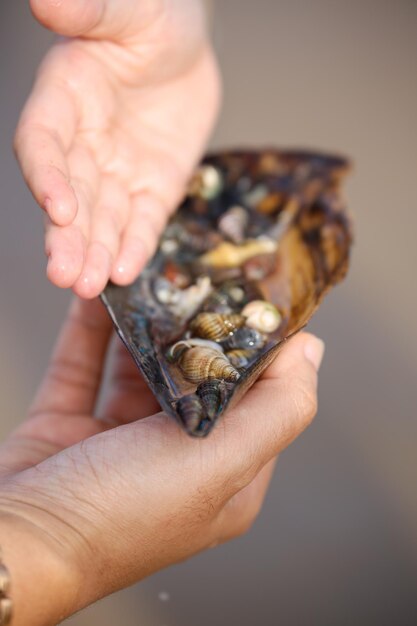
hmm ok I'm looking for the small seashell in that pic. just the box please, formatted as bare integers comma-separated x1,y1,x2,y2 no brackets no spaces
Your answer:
243,254,276,281
189,312,246,342
198,239,277,269
168,338,224,362
153,277,180,305
196,379,227,420
163,260,191,289
218,206,249,244
178,346,240,384
225,349,258,369
202,282,247,314
242,300,282,333
243,184,269,209
176,394,205,434
166,276,212,320
222,327,266,351
188,164,223,200
160,238,179,255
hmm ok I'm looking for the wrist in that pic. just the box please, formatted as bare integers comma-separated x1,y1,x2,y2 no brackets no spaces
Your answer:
0,510,80,626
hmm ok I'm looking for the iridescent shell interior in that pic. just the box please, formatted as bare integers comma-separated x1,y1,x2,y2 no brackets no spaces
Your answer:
102,149,352,436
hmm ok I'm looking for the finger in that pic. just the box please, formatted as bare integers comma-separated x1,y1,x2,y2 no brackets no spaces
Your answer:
45,221,86,288
74,177,130,298
46,144,99,289
29,0,203,43
30,298,113,418
214,457,278,545
212,333,324,495
14,64,78,225
112,192,169,285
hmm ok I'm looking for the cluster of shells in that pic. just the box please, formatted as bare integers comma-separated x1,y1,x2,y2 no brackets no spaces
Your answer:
103,149,352,437
168,300,282,432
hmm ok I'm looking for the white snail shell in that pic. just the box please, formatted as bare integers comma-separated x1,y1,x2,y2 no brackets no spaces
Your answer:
241,300,282,333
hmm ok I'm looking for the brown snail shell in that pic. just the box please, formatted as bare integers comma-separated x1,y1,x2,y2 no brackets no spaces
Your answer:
225,349,258,369
189,312,246,342
178,346,240,384
196,379,227,420
168,338,224,362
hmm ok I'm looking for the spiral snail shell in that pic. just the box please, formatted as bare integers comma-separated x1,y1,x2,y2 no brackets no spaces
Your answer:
168,338,224,362
225,349,257,369
178,346,240,384
189,312,246,342
176,394,205,435
196,379,227,420
241,300,282,333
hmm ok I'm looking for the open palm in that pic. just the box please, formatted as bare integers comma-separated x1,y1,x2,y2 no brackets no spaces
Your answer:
15,0,221,297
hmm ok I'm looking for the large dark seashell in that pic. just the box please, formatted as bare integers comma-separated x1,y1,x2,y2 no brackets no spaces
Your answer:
102,149,352,436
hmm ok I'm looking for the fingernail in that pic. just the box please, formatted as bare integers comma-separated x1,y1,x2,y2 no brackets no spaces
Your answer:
304,336,325,371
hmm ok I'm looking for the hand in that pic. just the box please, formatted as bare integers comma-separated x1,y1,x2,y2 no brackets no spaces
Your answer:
0,298,323,626
15,0,221,298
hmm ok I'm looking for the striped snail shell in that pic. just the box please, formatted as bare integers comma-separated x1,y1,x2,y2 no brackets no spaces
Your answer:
222,327,266,351
176,394,205,434
178,346,240,384
218,206,249,244
167,338,224,362
225,348,257,369
196,379,227,420
189,312,246,342
241,300,282,333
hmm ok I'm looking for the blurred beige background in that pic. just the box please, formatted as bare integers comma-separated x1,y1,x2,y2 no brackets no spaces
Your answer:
1,1,417,624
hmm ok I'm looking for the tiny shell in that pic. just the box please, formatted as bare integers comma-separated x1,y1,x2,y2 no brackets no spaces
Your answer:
153,277,180,305
178,346,240,384
176,394,205,434
168,338,224,361
189,312,246,342
242,300,282,333
218,206,249,244
222,327,266,350
225,349,257,369
156,277,212,320
196,379,227,420
188,164,223,200
202,282,248,314
199,239,278,269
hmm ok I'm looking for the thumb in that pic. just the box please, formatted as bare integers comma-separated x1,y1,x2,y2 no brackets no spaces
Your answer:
29,0,204,41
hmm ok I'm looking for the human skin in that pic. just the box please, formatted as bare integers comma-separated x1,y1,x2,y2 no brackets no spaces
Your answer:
15,0,221,298
0,298,323,625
